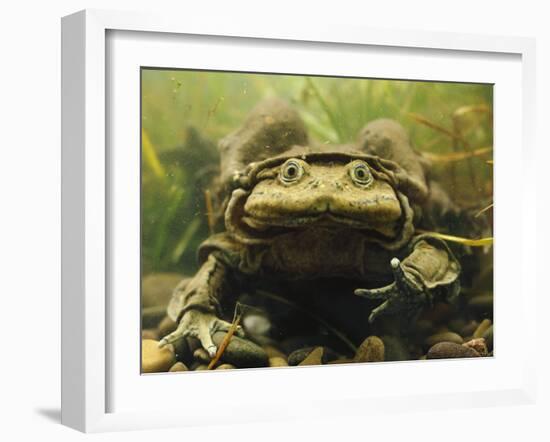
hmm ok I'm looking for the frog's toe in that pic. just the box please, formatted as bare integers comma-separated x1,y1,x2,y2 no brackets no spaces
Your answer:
354,284,395,300
212,319,245,337
368,300,390,324
158,326,189,348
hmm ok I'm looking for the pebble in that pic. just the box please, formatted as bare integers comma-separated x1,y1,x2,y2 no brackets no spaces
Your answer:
269,357,289,367
482,325,493,352
463,338,488,356
212,332,269,368
473,319,492,339
158,316,178,337
141,273,184,308
288,346,338,366
157,315,177,338
215,364,236,370
263,345,287,360
427,342,480,359
193,348,211,364
194,364,209,371
298,347,324,366
280,335,327,354
141,339,176,373
169,362,189,372
354,336,385,363
327,358,354,365
425,331,463,347
288,347,316,366
243,313,271,336
142,329,159,341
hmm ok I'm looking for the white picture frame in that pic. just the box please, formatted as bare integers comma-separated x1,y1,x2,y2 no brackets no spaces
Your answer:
61,9,537,433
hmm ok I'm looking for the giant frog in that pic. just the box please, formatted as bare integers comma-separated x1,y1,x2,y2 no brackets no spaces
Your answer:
159,98,461,358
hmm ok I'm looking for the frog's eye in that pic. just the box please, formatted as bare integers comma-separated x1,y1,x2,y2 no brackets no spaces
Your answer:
280,159,305,184
349,161,373,187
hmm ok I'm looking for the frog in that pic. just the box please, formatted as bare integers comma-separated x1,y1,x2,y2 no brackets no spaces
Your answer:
158,98,461,358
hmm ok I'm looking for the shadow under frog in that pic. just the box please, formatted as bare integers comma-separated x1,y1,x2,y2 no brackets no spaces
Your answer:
159,98,461,359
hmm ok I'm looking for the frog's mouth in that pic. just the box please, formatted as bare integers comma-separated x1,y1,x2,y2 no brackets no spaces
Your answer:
225,188,416,250
241,211,399,238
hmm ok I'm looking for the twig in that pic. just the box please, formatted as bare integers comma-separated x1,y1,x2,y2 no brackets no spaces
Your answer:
207,308,242,370
422,147,493,163
475,203,494,218
407,113,470,146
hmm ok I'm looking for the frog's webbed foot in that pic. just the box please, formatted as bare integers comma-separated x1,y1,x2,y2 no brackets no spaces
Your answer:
159,309,244,357
355,258,431,326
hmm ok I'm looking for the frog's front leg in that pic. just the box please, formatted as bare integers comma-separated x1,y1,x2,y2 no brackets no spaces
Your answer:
158,253,243,356
355,235,461,326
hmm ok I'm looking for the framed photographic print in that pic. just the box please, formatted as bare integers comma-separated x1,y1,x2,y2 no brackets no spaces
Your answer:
61,9,537,432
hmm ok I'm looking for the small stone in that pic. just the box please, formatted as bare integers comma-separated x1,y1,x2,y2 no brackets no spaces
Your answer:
243,313,271,336
142,329,159,341
288,347,315,366
327,358,354,365
215,363,236,370
288,346,337,366
298,347,324,366
194,364,209,371
269,357,289,367
354,336,385,363
473,319,492,339
141,273,184,308
463,338,488,356
212,332,269,368
482,325,493,352
141,339,176,373
193,348,211,364
425,331,463,348
263,345,287,359
280,335,326,354
169,362,189,372
427,342,480,359
157,315,177,338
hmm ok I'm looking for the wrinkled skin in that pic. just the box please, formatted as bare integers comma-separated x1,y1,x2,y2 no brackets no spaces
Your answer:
159,99,461,357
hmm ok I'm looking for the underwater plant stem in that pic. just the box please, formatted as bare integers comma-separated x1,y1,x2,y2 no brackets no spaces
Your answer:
142,129,165,178
416,230,493,247
475,203,494,218
422,147,492,163
453,116,481,199
306,77,345,143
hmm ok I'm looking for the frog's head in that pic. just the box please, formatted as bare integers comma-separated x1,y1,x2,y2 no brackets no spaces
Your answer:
219,99,429,250
244,156,402,236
